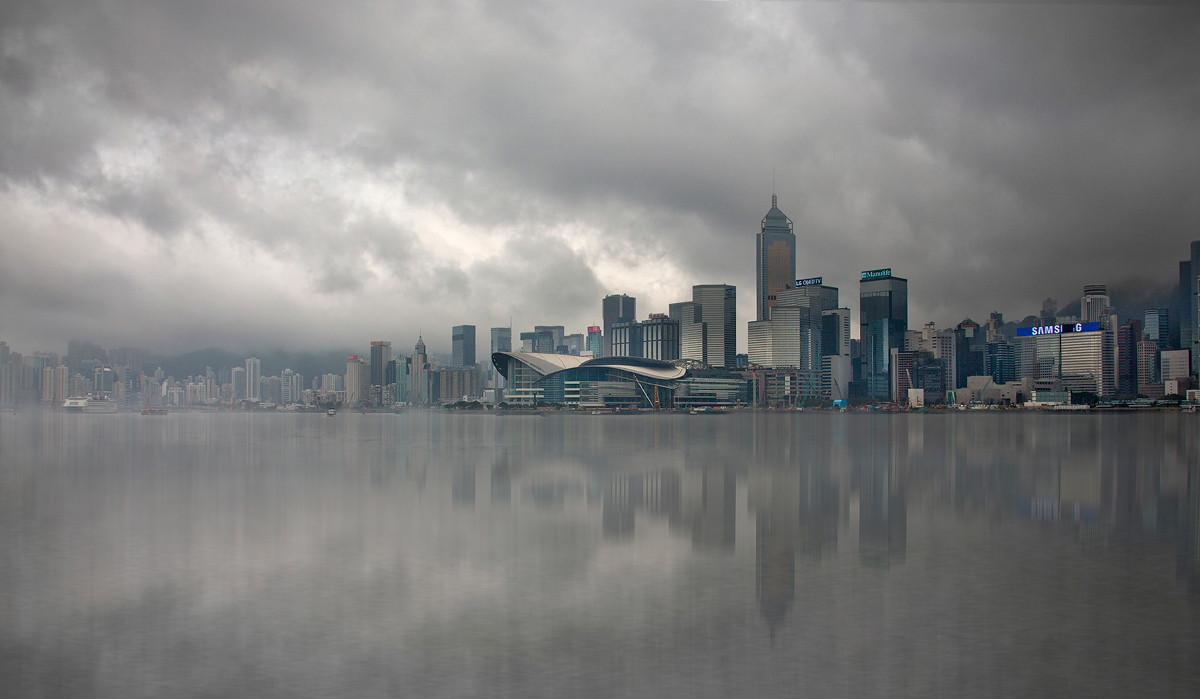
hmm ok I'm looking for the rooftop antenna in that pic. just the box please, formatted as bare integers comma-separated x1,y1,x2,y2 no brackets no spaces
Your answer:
772,167,777,208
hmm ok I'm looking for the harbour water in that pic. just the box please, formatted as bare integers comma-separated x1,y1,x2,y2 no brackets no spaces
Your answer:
1,411,1198,697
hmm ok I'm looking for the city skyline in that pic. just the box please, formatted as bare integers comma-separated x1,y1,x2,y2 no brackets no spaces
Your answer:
1,4,1197,355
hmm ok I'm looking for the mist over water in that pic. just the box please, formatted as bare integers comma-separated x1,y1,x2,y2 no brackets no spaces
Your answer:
2,411,1198,698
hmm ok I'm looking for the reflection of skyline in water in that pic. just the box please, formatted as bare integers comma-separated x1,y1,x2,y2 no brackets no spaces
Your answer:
3,411,1200,697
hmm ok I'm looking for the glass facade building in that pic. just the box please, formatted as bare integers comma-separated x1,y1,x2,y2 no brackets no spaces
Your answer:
1144,308,1169,350
602,295,636,357
859,273,908,400
693,284,737,369
1180,241,1200,375
451,326,475,367
756,195,796,322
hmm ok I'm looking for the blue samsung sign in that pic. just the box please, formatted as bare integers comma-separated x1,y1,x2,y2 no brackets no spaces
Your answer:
1016,322,1101,337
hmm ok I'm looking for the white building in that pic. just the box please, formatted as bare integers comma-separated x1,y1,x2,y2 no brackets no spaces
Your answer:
245,357,261,402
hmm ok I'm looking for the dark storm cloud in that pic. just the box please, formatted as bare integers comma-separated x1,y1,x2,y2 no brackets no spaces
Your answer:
0,1,1197,354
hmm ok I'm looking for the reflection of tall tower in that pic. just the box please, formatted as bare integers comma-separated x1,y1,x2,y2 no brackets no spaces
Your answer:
857,421,906,569
452,467,476,507
750,462,799,638
683,467,736,550
491,456,511,505
756,512,795,638
798,461,839,561
603,473,641,540
1180,460,1200,599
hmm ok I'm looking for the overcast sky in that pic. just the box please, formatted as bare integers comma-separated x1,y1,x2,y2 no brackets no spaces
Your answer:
1,1,1197,356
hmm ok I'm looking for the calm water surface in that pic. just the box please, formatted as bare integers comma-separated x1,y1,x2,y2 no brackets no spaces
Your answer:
2,411,1199,698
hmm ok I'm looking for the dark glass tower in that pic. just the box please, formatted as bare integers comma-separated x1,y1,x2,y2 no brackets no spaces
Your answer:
756,195,796,322
452,325,475,367
1180,241,1200,375
602,294,636,357
693,284,737,368
369,341,391,390
859,271,908,400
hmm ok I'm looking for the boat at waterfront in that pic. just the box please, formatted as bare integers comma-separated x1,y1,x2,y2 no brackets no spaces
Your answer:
327,409,337,416
63,398,88,412
141,407,168,415
84,398,118,413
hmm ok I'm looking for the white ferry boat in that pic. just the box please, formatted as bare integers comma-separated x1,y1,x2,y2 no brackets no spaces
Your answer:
84,398,118,413
63,398,88,412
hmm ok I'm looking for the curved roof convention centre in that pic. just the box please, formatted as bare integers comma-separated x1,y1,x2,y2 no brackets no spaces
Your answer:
491,352,687,381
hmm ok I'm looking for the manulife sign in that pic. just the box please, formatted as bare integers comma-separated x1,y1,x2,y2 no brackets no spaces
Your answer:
861,268,892,280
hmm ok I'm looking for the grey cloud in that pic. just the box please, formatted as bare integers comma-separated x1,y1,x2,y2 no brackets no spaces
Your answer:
316,263,367,296
1,1,1199,354
468,231,604,328
99,183,188,236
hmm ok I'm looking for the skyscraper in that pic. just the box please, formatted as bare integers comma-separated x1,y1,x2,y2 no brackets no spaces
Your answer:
692,284,737,368
756,195,796,322
1144,308,1170,350
859,269,908,401
1080,284,1110,324
490,327,512,354
231,366,246,401
602,294,636,357
452,325,476,367
673,301,707,365
281,368,294,404
369,341,391,391
490,327,512,389
533,325,565,354
410,337,429,404
345,355,367,406
1117,321,1142,397
245,357,261,402
1180,241,1200,375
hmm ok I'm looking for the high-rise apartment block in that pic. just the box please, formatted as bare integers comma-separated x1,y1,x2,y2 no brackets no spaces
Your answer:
345,355,367,406
245,357,261,402
1137,339,1160,395
756,195,796,322
281,368,295,404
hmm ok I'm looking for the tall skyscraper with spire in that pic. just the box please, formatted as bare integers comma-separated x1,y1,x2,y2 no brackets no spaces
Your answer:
756,194,796,322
